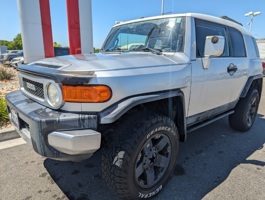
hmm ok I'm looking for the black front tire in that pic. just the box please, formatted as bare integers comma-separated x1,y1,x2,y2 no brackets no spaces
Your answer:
229,89,260,132
102,112,179,199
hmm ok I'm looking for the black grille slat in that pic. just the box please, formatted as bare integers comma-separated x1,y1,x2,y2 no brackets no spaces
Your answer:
22,77,44,99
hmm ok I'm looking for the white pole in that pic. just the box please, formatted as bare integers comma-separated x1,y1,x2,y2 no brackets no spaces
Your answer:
245,11,262,33
78,0,93,54
161,0,164,15
17,0,46,63
249,15,253,32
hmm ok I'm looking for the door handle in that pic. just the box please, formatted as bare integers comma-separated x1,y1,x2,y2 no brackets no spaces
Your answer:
227,63,237,75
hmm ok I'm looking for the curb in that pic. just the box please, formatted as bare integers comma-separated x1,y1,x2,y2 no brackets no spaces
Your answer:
0,126,20,142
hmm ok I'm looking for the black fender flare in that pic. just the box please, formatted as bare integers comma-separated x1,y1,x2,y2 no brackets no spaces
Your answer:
240,74,263,98
99,89,187,142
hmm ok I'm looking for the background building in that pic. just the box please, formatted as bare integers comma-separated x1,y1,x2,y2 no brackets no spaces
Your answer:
257,39,265,59
0,46,7,54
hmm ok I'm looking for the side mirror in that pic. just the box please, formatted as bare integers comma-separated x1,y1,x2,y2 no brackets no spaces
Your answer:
202,36,225,69
204,36,225,57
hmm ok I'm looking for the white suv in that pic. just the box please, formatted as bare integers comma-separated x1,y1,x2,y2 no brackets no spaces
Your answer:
6,13,263,199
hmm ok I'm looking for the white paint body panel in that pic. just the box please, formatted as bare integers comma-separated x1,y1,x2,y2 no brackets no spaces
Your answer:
30,52,191,113
6,13,263,163
16,13,262,123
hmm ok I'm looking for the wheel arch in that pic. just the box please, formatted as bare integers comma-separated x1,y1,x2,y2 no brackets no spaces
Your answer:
240,75,263,99
99,89,187,142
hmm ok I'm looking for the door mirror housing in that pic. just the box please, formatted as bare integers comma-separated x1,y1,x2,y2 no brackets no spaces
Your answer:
204,36,225,57
202,36,225,69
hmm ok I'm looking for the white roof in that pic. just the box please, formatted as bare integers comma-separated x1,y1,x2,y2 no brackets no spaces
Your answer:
114,13,250,36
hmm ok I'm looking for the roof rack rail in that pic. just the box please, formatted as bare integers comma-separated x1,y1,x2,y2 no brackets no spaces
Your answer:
220,16,243,26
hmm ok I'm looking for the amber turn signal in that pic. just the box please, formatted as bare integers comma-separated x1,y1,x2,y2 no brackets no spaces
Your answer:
62,85,112,103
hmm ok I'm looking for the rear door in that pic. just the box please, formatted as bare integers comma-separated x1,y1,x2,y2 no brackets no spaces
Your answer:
226,27,248,103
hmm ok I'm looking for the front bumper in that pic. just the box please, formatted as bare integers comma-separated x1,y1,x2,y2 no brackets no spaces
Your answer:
5,90,100,161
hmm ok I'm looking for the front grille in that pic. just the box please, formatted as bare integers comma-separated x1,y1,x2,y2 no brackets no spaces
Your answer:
22,77,44,99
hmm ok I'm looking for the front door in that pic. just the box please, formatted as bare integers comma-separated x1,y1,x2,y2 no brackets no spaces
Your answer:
187,19,238,125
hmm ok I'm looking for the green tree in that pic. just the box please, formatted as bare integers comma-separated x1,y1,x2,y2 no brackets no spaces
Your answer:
53,42,62,47
94,48,100,53
12,33,23,50
0,34,23,50
0,40,10,47
1,34,63,50
7,42,15,50
0,40,15,50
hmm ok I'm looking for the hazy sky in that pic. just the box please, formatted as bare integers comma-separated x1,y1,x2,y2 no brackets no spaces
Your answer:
0,0,264,48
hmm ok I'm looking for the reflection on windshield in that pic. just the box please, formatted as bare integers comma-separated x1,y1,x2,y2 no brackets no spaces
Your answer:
102,17,185,54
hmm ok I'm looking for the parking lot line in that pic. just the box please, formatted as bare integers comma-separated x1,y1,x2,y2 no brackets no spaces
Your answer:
0,138,26,150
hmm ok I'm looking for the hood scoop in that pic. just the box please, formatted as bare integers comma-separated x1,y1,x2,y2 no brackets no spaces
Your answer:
35,62,64,69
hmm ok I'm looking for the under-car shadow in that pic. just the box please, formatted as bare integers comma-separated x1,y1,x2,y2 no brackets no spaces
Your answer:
156,113,265,199
44,114,265,200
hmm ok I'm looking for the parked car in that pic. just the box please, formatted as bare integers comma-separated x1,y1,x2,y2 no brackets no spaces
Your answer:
0,50,23,65
54,47,70,56
7,50,21,53
10,56,24,69
6,13,263,199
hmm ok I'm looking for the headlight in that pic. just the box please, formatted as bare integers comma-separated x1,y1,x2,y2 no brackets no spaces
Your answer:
47,83,63,108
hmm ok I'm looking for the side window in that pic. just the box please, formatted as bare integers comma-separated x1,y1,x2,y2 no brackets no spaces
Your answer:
251,37,260,58
229,28,246,57
195,19,229,57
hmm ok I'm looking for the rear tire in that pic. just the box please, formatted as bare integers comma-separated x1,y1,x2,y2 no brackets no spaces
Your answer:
229,89,259,132
102,112,179,199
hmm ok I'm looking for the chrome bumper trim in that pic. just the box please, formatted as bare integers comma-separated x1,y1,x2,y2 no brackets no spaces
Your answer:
48,129,101,155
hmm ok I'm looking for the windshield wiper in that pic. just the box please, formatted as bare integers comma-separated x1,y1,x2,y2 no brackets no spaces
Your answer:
101,48,123,53
102,48,125,53
101,48,110,52
142,47,162,55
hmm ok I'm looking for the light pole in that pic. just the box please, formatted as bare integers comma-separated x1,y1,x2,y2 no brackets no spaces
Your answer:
161,0,164,15
245,11,262,32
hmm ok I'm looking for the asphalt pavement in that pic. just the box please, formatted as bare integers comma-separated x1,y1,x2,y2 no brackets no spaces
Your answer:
1,85,265,200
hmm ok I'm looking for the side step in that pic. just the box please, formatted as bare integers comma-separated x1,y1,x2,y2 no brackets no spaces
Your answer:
187,110,234,133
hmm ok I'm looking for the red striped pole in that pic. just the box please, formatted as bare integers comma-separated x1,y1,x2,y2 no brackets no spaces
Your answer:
39,0,54,57
18,0,55,63
18,0,93,62
66,0,82,55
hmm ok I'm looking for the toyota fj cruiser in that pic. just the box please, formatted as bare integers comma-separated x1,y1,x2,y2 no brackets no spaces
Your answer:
6,13,263,199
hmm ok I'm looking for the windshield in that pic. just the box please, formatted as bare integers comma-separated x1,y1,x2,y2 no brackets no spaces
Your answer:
102,17,185,53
